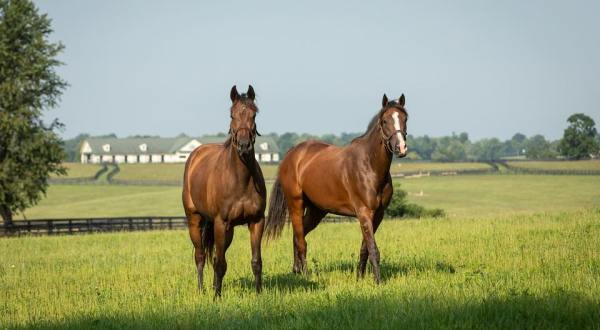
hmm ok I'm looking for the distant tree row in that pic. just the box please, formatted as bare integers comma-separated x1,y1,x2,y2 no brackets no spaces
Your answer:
266,113,598,161
62,113,599,162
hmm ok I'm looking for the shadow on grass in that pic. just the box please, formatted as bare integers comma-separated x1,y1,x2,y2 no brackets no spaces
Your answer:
319,258,456,281
235,272,324,292
15,291,599,329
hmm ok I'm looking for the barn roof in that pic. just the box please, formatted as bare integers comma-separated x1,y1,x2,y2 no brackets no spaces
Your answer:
82,135,279,155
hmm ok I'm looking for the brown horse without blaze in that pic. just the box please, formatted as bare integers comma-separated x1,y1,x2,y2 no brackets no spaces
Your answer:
182,85,266,297
265,94,408,283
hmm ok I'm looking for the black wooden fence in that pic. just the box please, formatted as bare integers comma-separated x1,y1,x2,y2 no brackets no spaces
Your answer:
1,215,355,236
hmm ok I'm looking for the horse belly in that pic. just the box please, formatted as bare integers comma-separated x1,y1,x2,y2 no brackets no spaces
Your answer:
301,169,355,216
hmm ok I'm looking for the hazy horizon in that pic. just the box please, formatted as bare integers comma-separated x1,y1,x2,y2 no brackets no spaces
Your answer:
36,0,600,141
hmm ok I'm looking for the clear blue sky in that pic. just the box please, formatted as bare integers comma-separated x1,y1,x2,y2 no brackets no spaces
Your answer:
36,0,600,140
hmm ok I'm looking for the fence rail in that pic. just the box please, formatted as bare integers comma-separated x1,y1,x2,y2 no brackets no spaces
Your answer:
498,161,600,176
1,215,356,237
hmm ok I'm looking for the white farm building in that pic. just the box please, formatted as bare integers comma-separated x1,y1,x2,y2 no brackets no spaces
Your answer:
80,136,280,164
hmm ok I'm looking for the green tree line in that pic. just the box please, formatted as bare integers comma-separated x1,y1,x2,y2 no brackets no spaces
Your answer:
62,117,599,163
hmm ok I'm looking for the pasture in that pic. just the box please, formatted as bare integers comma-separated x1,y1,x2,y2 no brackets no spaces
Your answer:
50,163,101,179
15,175,600,219
506,160,600,171
2,208,599,328
5,167,600,328
55,161,494,183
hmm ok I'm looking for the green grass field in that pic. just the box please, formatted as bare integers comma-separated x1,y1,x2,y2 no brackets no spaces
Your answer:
399,175,600,218
2,209,599,328
56,160,600,183
15,175,600,220
115,163,185,183
506,160,600,171
390,161,492,174
5,169,600,328
67,161,493,183
50,163,102,179
111,163,280,182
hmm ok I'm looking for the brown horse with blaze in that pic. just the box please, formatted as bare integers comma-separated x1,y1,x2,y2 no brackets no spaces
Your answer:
265,94,408,283
182,85,266,297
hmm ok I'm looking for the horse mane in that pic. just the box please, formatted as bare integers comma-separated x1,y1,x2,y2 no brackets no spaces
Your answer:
224,94,259,148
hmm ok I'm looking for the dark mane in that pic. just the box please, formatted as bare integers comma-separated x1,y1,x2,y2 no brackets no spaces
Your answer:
351,101,406,143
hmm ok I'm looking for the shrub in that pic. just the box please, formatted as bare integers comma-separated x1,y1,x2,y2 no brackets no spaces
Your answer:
385,188,445,219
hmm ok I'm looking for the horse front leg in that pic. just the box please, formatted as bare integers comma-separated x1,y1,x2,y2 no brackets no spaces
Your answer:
213,217,234,298
357,208,381,284
357,208,384,279
248,218,264,293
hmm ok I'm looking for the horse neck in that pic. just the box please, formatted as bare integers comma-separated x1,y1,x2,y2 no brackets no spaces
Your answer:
226,143,255,182
353,125,393,179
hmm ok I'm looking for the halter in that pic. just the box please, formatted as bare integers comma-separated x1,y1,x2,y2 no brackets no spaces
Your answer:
229,126,260,149
380,126,405,154
379,108,406,154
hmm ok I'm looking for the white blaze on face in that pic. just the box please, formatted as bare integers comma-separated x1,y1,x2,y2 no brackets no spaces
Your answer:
391,111,407,154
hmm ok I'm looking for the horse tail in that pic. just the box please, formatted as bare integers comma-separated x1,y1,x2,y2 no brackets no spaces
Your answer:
265,178,288,240
201,219,214,263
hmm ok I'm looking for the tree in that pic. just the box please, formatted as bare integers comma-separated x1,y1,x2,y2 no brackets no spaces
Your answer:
469,138,503,161
558,113,599,160
0,0,67,226
525,135,556,159
431,136,467,161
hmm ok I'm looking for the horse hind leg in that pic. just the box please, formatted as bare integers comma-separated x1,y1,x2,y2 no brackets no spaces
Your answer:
187,212,206,291
290,197,306,274
299,204,326,272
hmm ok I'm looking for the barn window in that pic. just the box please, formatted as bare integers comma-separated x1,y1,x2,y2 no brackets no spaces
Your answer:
102,144,110,152
259,142,268,151
139,143,147,152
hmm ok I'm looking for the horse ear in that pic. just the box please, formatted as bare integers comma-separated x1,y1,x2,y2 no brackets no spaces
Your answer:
230,85,240,102
398,94,405,106
382,94,388,107
247,85,255,101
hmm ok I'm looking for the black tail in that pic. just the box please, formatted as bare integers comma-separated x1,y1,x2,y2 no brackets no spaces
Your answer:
265,179,288,240
201,219,214,263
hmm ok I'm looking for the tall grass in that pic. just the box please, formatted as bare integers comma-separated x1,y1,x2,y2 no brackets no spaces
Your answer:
2,209,599,328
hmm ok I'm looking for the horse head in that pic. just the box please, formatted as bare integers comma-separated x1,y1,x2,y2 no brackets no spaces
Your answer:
229,85,260,158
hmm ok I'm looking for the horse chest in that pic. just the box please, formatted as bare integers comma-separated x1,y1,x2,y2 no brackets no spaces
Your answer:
224,196,262,221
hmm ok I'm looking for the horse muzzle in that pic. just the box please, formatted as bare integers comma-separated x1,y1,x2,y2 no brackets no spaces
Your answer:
236,139,253,156
394,143,408,158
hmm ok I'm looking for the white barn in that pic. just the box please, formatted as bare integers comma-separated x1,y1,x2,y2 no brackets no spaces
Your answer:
80,136,280,164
